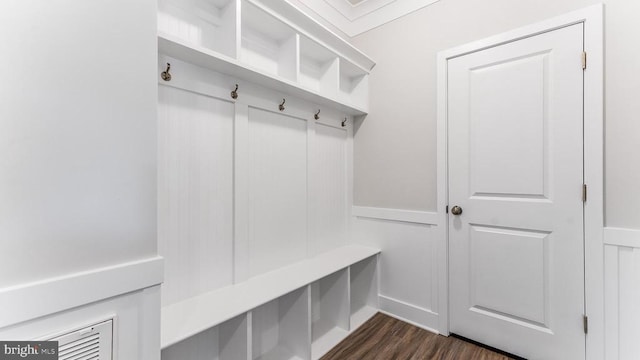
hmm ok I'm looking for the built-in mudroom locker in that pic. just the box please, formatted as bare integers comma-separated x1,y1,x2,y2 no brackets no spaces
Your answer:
156,0,379,359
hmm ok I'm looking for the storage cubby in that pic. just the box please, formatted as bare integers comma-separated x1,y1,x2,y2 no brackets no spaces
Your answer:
162,314,248,360
158,0,238,57
252,288,310,360
339,59,369,108
350,255,379,330
299,36,339,96
241,1,298,81
311,269,349,359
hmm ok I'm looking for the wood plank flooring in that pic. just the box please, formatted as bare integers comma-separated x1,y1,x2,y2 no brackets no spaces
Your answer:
321,313,513,360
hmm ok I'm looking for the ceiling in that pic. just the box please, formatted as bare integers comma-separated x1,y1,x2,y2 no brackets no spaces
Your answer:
296,0,441,37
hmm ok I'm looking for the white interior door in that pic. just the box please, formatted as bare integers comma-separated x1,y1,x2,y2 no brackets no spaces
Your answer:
447,24,585,359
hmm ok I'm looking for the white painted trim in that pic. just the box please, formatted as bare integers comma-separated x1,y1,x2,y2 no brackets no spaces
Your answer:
436,4,604,358
351,206,438,225
604,228,640,249
0,256,164,329
582,5,605,359
378,295,439,334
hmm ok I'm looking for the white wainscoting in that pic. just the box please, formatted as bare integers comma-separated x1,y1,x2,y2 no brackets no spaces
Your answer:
604,227,640,360
352,207,640,359
351,206,441,332
0,285,161,360
0,256,163,330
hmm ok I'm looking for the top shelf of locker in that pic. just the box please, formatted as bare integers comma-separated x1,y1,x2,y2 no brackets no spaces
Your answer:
157,0,375,115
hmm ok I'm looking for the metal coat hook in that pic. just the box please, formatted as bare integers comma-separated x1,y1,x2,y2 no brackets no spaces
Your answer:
342,117,347,127
314,109,320,120
279,98,286,111
161,63,172,81
231,84,238,99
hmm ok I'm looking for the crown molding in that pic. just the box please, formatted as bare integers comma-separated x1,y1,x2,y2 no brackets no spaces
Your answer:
293,0,441,37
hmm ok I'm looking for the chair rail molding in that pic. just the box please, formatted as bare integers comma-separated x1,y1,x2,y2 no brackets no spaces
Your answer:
352,206,438,225
604,227,640,248
0,256,164,329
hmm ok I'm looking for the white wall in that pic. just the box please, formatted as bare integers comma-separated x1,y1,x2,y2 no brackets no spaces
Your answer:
0,0,158,288
345,1,640,358
0,1,161,358
351,0,640,227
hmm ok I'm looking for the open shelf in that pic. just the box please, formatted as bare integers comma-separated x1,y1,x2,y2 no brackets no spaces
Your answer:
157,0,375,115
311,269,349,359
299,36,339,96
339,58,369,110
161,244,380,349
159,34,368,116
252,288,310,360
158,0,238,58
241,1,298,81
161,313,248,360
350,255,379,330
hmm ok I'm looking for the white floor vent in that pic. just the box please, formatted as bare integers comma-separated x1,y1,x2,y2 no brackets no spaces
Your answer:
50,319,113,360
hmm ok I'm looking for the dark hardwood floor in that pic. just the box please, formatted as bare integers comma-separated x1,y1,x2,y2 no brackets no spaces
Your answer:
321,313,513,360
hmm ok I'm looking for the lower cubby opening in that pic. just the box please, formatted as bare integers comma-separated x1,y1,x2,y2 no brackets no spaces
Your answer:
161,314,248,360
252,287,310,360
311,269,350,359
350,255,379,329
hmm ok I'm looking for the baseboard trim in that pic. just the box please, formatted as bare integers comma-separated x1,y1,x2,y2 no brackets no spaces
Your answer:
378,295,439,333
352,206,439,225
0,256,164,328
604,227,640,249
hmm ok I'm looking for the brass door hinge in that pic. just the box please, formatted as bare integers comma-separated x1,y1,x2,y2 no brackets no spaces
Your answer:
583,315,588,334
582,184,587,202
582,51,587,70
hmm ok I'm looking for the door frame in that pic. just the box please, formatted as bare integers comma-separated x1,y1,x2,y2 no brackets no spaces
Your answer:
435,4,604,359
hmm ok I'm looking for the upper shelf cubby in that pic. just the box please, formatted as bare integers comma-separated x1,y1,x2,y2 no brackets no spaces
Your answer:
158,0,238,58
339,59,369,110
157,0,375,115
299,36,339,97
241,1,298,82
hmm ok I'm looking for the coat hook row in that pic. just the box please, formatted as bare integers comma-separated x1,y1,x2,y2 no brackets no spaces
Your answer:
314,109,320,120
231,84,238,99
161,63,171,81
342,117,348,127
279,98,286,111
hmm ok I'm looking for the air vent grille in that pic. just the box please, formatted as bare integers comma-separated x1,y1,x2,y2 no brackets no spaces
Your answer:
50,319,113,360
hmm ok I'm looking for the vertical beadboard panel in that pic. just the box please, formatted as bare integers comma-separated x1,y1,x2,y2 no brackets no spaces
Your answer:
604,229,640,360
311,124,348,256
248,107,307,276
158,85,234,306
604,244,619,360
617,246,640,359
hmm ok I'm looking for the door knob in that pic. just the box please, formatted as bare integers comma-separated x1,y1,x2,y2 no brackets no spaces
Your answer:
451,206,463,215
